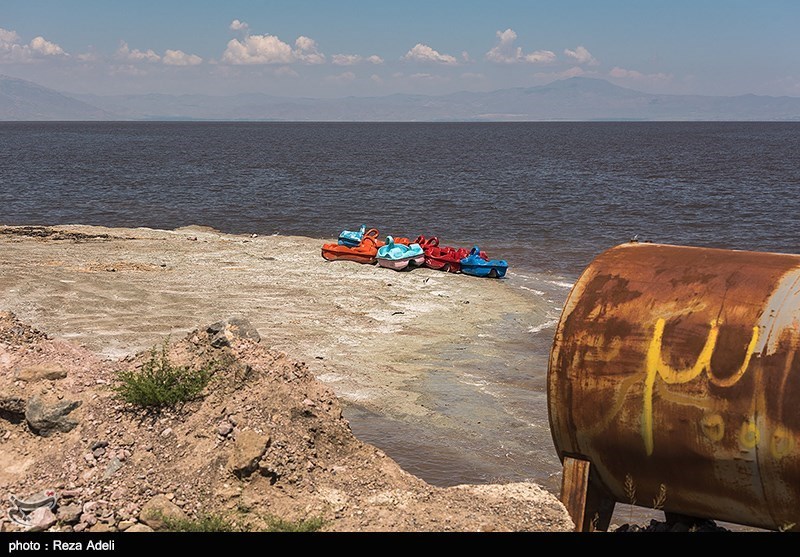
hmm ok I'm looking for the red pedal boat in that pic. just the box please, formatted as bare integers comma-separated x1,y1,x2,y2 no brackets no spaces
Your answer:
414,236,488,273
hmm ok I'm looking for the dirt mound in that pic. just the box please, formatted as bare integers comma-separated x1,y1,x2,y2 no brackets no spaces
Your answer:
0,312,574,532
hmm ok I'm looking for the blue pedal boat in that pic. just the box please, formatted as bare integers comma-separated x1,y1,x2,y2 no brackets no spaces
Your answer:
376,236,425,271
338,224,367,247
460,246,508,278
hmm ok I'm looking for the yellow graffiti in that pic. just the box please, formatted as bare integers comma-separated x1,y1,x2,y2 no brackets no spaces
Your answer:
740,420,760,449
700,413,725,443
771,426,794,458
643,318,759,455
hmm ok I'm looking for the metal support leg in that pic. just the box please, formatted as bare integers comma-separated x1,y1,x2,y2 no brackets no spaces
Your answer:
560,456,616,532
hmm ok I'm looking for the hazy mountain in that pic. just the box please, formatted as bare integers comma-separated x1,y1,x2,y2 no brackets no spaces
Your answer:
3,74,800,121
0,75,114,121
74,77,800,121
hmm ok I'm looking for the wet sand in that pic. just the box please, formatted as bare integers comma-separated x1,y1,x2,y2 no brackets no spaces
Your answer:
0,224,560,489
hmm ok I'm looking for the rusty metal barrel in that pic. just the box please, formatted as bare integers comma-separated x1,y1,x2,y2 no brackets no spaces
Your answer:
548,241,800,532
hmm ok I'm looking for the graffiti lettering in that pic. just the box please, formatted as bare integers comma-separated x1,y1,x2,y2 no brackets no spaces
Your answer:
642,318,759,455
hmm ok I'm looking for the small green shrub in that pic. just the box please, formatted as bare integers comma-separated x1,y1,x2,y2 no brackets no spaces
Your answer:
265,515,326,532
113,340,214,409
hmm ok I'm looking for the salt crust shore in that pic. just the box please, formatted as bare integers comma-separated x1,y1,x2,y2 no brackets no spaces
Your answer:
0,224,549,428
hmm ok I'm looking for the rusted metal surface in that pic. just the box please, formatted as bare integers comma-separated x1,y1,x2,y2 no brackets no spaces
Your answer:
548,241,800,532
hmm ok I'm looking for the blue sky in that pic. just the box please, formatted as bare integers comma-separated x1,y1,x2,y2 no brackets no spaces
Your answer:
2,1,799,97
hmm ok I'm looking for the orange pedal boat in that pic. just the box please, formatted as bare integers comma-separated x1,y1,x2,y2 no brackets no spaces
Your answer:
321,229,411,264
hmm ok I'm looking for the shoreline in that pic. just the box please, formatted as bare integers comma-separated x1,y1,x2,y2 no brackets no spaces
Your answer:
0,223,558,488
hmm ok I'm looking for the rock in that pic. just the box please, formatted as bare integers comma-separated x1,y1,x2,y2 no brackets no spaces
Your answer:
56,503,82,525
92,447,106,458
125,524,154,533
207,317,261,348
0,396,26,424
90,440,108,450
103,457,123,480
25,396,81,437
27,507,57,532
16,364,67,382
117,520,135,531
228,429,270,479
139,495,188,531
217,422,233,436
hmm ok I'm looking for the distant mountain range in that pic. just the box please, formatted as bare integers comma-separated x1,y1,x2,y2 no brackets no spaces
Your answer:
2,74,799,121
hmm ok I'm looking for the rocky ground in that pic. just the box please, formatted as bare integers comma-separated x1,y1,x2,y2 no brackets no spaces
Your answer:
0,311,576,533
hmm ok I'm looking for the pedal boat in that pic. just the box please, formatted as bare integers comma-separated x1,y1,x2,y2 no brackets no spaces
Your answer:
376,236,425,271
459,246,508,278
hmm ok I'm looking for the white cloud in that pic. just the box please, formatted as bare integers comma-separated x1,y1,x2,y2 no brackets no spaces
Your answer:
163,49,202,66
524,50,556,64
326,71,356,83
332,53,384,66
294,36,325,64
0,28,21,44
77,53,97,62
30,36,65,56
229,19,249,32
461,72,484,80
402,43,457,65
116,41,160,62
221,33,325,65
0,28,68,62
332,54,361,66
486,29,521,63
609,66,671,81
222,34,295,64
564,46,597,65
370,73,383,84
486,29,555,64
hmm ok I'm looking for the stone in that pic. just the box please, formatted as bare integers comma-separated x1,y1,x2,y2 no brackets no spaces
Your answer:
56,503,82,525
27,507,57,532
217,422,233,436
16,364,67,382
103,457,123,480
139,495,188,531
25,396,81,437
207,317,261,348
125,523,154,533
228,429,270,479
